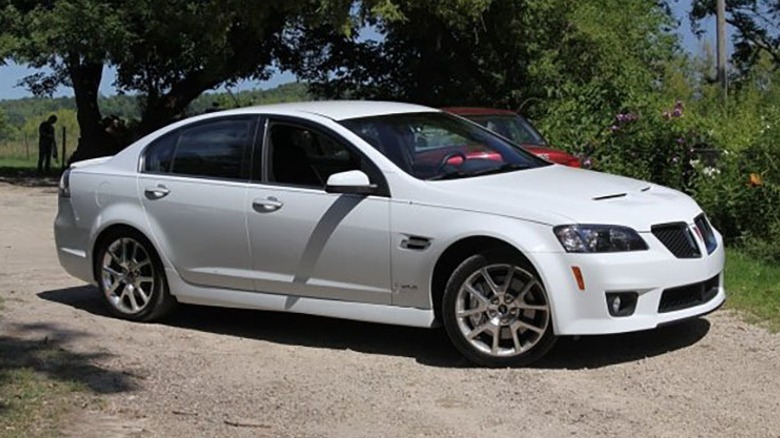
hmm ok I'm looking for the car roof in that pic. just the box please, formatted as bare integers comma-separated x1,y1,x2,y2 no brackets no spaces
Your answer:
224,100,437,121
442,107,518,116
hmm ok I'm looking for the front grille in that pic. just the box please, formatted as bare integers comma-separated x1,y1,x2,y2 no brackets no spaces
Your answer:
694,214,718,254
658,274,720,313
652,222,701,258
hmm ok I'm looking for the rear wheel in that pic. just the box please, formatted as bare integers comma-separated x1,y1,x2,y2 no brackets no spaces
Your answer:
442,251,556,367
95,230,175,321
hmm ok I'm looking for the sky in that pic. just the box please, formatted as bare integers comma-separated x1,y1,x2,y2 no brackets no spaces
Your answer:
0,1,724,101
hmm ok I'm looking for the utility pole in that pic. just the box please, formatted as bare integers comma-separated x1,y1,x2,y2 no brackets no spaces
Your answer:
717,0,728,101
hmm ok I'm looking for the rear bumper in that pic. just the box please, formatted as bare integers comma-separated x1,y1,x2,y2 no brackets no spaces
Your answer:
537,232,726,336
54,196,94,284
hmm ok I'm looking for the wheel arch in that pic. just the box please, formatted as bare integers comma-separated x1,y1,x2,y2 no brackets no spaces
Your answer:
430,235,541,323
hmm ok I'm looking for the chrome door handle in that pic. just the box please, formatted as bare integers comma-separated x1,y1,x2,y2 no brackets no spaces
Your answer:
144,185,171,200
252,197,283,213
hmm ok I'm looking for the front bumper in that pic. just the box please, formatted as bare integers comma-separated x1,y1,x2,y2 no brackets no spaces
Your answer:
536,231,726,336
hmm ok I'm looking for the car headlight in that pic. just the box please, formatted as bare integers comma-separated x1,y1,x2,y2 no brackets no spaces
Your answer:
553,224,648,253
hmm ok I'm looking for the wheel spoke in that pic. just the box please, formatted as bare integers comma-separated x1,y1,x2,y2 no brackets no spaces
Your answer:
491,328,500,354
131,241,140,264
501,268,514,294
108,246,123,266
127,285,140,311
464,283,490,306
516,279,538,302
457,305,486,318
466,322,492,340
514,319,545,334
135,260,151,270
135,276,154,284
106,279,122,295
516,303,548,311
135,286,150,305
480,268,501,296
102,265,123,277
510,325,524,353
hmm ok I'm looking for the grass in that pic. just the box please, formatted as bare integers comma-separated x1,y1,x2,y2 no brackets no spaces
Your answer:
0,156,38,169
724,249,780,331
0,368,88,438
0,341,95,438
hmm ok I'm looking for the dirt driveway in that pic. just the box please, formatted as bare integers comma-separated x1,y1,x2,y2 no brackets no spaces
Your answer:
1,182,779,437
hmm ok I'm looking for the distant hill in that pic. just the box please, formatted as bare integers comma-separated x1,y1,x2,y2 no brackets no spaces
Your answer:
0,82,310,130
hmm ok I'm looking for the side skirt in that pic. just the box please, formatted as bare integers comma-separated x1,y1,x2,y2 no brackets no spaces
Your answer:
166,269,437,328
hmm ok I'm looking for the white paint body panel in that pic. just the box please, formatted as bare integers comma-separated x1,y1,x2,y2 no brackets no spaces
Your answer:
54,101,725,334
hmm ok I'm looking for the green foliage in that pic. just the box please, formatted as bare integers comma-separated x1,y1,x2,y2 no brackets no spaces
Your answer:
533,0,678,149
187,83,310,113
0,82,308,144
0,107,16,141
691,130,780,261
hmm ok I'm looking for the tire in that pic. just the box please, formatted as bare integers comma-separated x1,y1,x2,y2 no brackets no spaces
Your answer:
94,228,176,322
442,250,556,367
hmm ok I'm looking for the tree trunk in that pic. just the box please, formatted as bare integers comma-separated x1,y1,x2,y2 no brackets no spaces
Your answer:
66,55,111,164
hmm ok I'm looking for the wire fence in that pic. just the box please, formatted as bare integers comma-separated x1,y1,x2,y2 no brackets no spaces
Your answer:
0,127,68,170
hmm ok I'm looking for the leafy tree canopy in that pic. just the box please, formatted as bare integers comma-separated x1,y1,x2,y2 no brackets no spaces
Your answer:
284,0,679,147
0,0,351,160
691,0,780,75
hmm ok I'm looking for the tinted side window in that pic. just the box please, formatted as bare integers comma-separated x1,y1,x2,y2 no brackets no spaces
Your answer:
145,133,177,173
172,119,254,180
143,117,256,180
268,124,363,188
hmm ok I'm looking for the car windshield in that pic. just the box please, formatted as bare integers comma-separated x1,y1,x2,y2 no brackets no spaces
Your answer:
340,112,550,180
466,114,546,145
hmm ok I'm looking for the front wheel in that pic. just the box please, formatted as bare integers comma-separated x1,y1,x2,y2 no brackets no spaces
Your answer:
442,252,556,367
95,230,176,322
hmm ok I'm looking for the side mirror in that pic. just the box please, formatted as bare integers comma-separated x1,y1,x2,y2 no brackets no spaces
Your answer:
325,170,378,195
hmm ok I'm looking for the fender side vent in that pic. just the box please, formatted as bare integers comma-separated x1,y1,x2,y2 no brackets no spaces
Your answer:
401,235,431,251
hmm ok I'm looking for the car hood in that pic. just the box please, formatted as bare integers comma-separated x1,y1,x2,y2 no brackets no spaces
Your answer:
423,165,702,231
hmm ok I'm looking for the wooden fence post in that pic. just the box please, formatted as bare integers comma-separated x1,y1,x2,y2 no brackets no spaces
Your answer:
24,132,29,160
61,126,67,171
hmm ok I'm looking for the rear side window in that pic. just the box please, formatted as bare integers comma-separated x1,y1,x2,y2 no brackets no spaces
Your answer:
143,117,257,180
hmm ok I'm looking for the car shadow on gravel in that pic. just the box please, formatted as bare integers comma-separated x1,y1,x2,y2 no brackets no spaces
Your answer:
39,285,711,369
0,322,137,394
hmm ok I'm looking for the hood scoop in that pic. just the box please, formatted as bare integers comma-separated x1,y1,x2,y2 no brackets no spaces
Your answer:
593,193,627,201
593,185,651,201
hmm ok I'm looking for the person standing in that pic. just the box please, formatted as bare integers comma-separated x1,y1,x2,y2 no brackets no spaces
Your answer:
38,115,58,174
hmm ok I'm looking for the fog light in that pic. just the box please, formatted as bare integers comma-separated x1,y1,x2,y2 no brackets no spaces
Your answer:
605,292,638,317
611,296,622,314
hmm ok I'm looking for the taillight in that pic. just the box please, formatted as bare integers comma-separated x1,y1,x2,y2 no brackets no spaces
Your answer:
59,168,71,198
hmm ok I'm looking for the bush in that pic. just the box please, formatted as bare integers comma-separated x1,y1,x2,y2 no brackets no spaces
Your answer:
587,100,700,191
547,93,780,263
692,139,780,262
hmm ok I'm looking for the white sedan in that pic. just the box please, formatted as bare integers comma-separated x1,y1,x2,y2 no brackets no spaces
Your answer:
55,101,725,366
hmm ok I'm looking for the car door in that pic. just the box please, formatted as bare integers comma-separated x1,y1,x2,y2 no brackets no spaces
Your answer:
138,115,260,291
246,118,393,304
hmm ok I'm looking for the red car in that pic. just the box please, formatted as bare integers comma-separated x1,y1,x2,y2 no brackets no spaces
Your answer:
443,107,581,168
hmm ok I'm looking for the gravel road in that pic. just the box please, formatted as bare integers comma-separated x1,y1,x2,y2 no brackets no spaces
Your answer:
1,182,779,438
